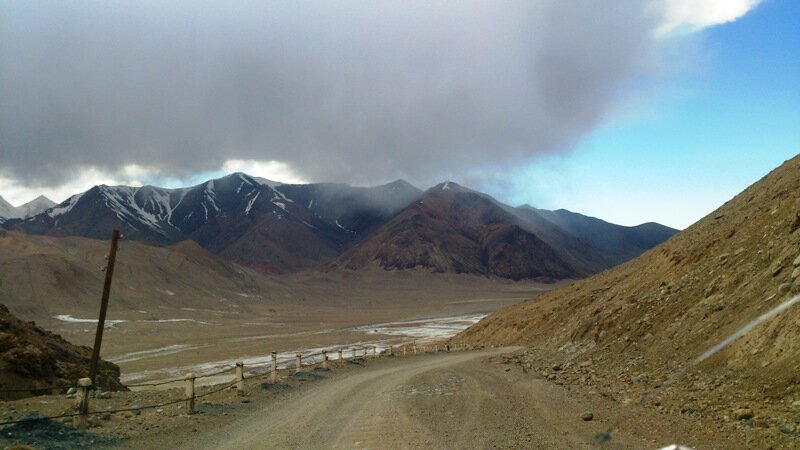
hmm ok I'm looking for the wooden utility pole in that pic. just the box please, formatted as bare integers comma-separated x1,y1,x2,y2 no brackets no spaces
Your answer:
88,229,120,385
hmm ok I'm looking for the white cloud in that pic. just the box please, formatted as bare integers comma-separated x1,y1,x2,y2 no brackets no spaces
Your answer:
0,166,148,205
0,160,306,207
220,160,307,185
656,0,764,35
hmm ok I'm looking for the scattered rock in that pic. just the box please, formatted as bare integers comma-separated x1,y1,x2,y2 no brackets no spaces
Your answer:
778,283,793,294
680,404,697,415
504,367,511,372
732,408,754,421
794,255,800,266
792,267,800,279
630,373,649,383
580,411,594,421
66,387,77,396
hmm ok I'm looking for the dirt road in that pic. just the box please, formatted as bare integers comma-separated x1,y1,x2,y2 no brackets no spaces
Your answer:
132,348,742,450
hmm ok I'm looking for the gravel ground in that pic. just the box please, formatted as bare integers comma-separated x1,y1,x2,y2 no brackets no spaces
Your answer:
0,348,768,449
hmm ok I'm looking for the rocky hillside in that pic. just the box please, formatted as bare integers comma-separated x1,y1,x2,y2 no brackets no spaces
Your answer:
456,155,800,443
0,303,124,400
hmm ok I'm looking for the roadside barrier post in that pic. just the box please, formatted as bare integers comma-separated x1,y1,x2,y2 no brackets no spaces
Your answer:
184,373,196,414
271,352,278,383
338,349,343,364
295,353,302,372
413,342,417,355
389,345,394,356
363,347,368,358
352,348,357,360
322,350,328,369
236,362,245,396
403,345,407,356
73,377,92,429
446,344,450,352
435,344,439,353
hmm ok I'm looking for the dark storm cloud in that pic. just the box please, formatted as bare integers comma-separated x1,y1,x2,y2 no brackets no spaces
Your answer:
0,1,658,188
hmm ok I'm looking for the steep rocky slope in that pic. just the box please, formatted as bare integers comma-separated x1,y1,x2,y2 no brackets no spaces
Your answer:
457,155,800,442
0,303,124,400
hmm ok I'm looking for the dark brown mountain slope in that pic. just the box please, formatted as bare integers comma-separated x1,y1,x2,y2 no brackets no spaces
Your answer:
457,155,800,442
334,183,602,280
0,303,124,400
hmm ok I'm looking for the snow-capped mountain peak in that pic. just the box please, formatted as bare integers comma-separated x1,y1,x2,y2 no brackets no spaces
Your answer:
0,194,57,220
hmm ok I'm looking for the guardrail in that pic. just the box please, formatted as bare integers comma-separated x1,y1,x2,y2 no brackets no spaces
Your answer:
0,342,474,429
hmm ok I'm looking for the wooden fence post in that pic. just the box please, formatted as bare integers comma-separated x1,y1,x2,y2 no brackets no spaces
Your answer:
295,353,302,372
236,362,245,396
73,378,92,429
271,352,278,383
184,373,196,414
322,350,328,369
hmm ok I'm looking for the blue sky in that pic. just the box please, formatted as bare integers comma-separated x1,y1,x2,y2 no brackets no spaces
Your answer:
501,0,799,229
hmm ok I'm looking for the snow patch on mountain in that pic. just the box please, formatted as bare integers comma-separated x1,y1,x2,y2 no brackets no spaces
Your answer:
0,194,56,219
47,192,86,220
245,191,260,215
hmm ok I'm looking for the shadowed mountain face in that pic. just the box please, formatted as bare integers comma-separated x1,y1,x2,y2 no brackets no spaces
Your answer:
334,182,675,280
457,155,800,423
512,206,678,266
4,175,674,279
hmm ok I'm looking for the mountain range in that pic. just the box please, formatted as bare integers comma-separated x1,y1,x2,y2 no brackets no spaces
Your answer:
0,195,56,223
3,174,677,280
